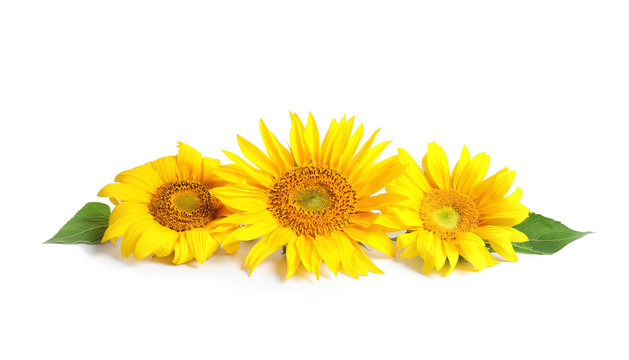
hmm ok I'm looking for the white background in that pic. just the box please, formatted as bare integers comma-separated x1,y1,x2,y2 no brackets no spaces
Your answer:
1,1,627,359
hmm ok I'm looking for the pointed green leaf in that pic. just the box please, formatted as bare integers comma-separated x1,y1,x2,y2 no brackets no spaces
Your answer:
45,202,111,244
512,213,591,255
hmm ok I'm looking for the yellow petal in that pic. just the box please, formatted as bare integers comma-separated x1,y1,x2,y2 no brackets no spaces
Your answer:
474,225,518,262
201,157,223,187
328,116,354,169
376,207,423,231
457,232,499,271
477,170,516,206
173,232,194,264
114,163,163,194
210,164,267,189
311,250,323,280
345,129,381,177
185,228,219,263
237,135,280,176
424,142,450,190
416,230,436,258
478,201,530,227
222,150,274,187
337,124,364,170
336,233,360,278
120,218,155,258
221,241,240,254
348,140,392,182
470,168,511,204
212,210,274,231
506,227,528,243
134,225,178,260
285,237,300,278
314,235,341,275
98,183,152,204
355,156,406,198
454,151,490,195
357,192,408,211
245,227,293,274
505,187,523,203
350,240,383,274
320,119,340,166
152,229,176,257
151,156,181,183
422,255,436,274
176,142,203,181
105,202,150,241
295,235,314,272
442,241,459,276
290,112,308,166
433,239,448,271
343,225,396,257
386,175,425,209
211,186,268,213
451,145,471,190
304,113,321,165
399,232,421,258
232,218,279,242
395,231,416,251
350,212,380,228
397,148,433,193
259,119,294,170
489,239,518,262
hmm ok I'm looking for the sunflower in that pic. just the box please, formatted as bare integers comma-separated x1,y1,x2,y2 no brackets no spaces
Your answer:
383,143,530,275
97,143,240,264
211,113,406,278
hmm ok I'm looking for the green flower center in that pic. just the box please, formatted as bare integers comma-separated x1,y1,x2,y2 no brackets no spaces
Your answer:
294,185,332,213
432,206,460,229
172,192,202,214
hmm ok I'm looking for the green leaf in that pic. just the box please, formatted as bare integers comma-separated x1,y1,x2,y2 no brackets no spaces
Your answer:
45,202,111,245
512,213,591,255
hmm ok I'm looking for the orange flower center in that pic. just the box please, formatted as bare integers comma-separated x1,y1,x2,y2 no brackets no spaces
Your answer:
149,180,218,232
267,166,357,237
419,189,479,241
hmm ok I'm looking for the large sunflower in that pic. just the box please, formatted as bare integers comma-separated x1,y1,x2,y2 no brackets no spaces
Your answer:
211,113,406,278
98,143,239,264
383,143,530,275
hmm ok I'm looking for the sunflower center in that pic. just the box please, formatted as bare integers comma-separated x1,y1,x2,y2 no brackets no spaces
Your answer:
432,206,460,229
172,192,202,213
293,185,332,212
149,180,217,232
419,189,479,241
267,166,357,237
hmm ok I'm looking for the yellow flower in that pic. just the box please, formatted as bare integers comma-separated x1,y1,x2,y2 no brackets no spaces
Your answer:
384,143,530,275
97,143,239,264
212,113,406,278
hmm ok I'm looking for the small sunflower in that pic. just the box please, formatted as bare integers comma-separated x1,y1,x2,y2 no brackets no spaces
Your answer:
211,113,406,278
383,143,530,275
98,143,239,264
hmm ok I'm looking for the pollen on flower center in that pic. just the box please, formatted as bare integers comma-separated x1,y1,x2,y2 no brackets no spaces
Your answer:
267,166,357,237
172,192,202,213
419,189,479,241
432,206,460,229
149,180,217,232
292,185,332,213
